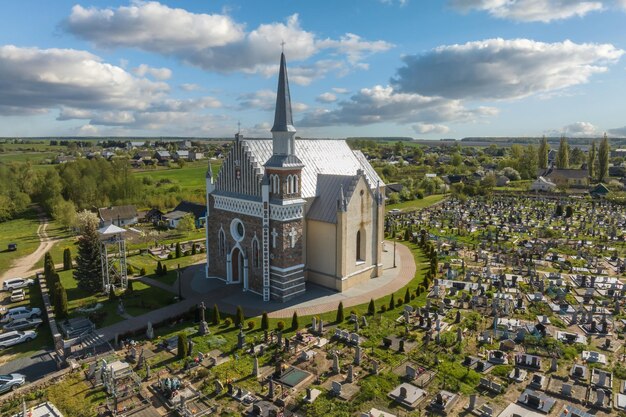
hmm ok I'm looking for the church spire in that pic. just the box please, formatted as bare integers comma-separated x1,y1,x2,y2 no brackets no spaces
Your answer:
271,52,295,133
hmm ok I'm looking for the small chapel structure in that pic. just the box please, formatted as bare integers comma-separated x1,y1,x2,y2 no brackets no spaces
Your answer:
205,52,385,302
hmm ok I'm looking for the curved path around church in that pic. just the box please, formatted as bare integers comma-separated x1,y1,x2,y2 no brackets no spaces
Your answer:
184,240,416,318
96,241,416,341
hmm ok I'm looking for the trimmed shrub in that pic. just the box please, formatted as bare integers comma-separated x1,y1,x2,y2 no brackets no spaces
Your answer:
336,302,344,323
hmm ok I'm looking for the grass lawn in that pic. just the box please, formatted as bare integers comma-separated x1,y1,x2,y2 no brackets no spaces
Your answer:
0,151,56,165
58,269,177,328
127,252,205,286
386,194,446,212
0,208,41,274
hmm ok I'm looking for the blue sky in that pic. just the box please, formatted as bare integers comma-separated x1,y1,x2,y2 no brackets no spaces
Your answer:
0,0,625,139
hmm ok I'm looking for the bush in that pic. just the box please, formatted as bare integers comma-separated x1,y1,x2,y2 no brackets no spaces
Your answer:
389,293,395,310
404,288,411,304
127,264,135,275
336,302,344,323
276,321,285,330
291,312,299,330
195,368,209,379
223,318,232,327
191,244,197,255
396,298,403,306
175,242,182,258
156,261,163,275
261,312,269,331
247,320,255,330
381,305,387,313
167,253,174,259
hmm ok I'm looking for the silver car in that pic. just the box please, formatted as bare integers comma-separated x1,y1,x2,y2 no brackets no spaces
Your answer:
2,278,34,291
0,330,37,348
0,374,26,394
2,317,43,332
0,307,42,323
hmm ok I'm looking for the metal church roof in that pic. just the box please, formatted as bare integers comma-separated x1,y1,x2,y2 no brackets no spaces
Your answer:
242,139,384,199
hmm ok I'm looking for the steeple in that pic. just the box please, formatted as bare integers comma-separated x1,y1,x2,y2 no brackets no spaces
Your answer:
265,52,302,168
271,52,295,134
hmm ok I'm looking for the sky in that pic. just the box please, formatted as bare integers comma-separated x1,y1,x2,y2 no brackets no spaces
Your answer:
0,0,625,139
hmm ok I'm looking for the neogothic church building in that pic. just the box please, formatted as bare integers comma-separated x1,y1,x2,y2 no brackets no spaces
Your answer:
205,53,385,302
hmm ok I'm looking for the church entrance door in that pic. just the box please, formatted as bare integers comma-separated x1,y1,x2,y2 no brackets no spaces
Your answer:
231,247,248,289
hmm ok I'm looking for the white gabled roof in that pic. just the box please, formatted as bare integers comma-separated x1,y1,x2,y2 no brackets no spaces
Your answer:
243,139,384,199
98,224,126,236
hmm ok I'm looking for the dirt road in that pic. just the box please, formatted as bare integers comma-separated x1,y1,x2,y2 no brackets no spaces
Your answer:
0,211,58,283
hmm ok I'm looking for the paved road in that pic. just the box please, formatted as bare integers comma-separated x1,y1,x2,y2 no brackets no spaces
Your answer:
0,349,57,382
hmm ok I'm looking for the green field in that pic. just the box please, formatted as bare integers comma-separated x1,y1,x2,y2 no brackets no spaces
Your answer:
133,162,220,190
386,194,446,212
0,208,41,274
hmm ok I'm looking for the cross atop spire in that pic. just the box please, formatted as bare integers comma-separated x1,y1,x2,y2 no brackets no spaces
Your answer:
271,52,295,133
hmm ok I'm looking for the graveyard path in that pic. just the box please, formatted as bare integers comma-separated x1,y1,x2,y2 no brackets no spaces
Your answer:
136,276,178,294
0,208,60,282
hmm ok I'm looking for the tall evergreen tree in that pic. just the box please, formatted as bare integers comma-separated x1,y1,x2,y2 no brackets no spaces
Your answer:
261,311,269,330
588,141,597,181
291,311,299,330
43,252,55,288
336,301,344,323
389,293,395,310
368,298,376,315
74,220,102,293
175,242,182,258
62,248,72,271
538,136,549,169
598,134,610,183
235,305,245,328
177,333,188,359
212,304,221,325
556,136,570,169
54,284,68,319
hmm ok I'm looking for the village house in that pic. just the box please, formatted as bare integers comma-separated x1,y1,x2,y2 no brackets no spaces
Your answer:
163,201,206,229
98,205,139,227
154,150,171,164
542,168,588,189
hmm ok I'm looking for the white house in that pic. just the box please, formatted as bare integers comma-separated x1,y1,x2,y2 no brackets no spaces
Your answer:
530,176,556,192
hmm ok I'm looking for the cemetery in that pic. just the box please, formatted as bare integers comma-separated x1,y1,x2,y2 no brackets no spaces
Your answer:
6,194,626,417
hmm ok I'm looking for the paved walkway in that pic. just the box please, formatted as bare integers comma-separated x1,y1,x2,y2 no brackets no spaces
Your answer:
95,241,419,341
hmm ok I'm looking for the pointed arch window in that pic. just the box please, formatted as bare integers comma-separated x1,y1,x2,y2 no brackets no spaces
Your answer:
271,174,280,194
218,229,226,257
356,228,366,263
251,236,260,268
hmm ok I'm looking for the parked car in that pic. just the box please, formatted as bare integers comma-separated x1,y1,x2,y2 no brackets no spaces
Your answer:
0,330,37,348
0,373,26,394
0,307,41,323
10,289,25,302
2,317,42,332
2,278,34,291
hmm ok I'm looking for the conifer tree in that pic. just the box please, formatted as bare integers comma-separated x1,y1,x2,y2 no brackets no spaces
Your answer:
63,248,72,271
556,136,570,169
588,141,597,181
212,304,221,325
261,311,269,330
538,136,549,169
336,301,344,323
74,220,102,293
235,305,245,328
177,333,188,359
175,242,182,258
156,261,163,276
389,293,395,310
54,283,68,319
598,134,610,183
291,311,299,330
368,298,376,316
44,252,55,288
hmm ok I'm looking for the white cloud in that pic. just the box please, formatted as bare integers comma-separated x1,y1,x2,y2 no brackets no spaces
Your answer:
179,83,201,91
133,64,172,80
76,124,100,136
413,122,450,135
392,38,623,100
317,92,337,103
238,90,276,111
332,87,349,94
0,45,168,116
65,3,391,78
299,85,497,127
546,121,601,137
609,126,626,137
449,0,603,22
380,0,408,5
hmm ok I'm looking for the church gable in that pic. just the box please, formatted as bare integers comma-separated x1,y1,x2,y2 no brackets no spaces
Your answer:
215,138,264,197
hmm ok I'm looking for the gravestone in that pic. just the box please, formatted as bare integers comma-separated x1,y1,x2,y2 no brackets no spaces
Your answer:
332,381,342,396
457,327,463,343
561,383,572,397
277,330,283,348
596,388,605,405
198,302,209,336
311,317,317,332
468,394,477,410
371,360,379,375
146,322,155,339
361,316,368,327
268,379,275,398
215,379,224,394
333,353,340,374
253,356,259,377
237,329,245,350
354,345,362,366
406,365,417,380
551,357,558,372
346,365,354,383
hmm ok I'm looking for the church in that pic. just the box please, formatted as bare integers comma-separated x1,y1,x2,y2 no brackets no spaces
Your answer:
205,52,385,302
